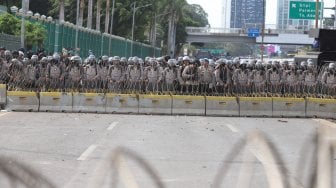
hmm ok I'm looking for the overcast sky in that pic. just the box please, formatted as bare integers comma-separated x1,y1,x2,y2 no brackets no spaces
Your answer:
187,0,336,27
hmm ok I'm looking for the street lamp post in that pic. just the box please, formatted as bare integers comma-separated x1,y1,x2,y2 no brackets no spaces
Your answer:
108,0,116,56
21,0,30,49
131,2,152,57
75,0,80,50
334,0,336,28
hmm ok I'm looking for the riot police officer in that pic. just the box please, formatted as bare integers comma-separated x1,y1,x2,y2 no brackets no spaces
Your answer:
162,59,178,93
65,56,83,91
321,63,336,96
84,55,98,91
198,58,214,94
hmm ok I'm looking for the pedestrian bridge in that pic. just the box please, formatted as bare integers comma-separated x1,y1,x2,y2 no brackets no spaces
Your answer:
186,27,314,45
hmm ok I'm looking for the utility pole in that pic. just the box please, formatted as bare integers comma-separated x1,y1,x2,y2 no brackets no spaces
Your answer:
75,0,80,49
21,0,29,49
131,1,136,57
334,0,336,28
315,0,319,28
110,0,115,34
131,2,152,56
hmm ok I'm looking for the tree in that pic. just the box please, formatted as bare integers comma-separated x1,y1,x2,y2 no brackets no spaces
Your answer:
104,0,110,33
59,0,65,21
79,0,85,27
160,0,188,57
5,0,210,54
87,0,93,28
0,13,46,50
96,0,101,30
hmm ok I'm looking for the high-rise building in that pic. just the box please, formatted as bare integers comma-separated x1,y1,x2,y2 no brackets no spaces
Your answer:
230,0,264,28
277,0,314,31
221,0,232,28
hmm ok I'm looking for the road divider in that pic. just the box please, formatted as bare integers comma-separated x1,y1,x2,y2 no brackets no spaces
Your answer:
6,91,39,112
73,93,106,113
272,97,306,117
239,97,273,117
0,84,6,108
172,95,205,116
139,94,172,115
39,92,72,112
2,88,335,119
106,94,139,114
206,96,239,116
306,98,336,119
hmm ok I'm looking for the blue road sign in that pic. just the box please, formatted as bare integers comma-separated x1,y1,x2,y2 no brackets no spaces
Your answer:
248,28,260,37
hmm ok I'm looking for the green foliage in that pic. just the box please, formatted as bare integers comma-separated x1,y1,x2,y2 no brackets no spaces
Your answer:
0,13,46,50
0,13,20,35
5,0,209,52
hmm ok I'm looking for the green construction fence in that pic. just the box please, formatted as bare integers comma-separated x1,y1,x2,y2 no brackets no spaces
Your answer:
26,17,161,58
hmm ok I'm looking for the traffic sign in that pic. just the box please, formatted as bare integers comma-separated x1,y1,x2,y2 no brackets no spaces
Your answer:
289,1,323,20
248,28,260,38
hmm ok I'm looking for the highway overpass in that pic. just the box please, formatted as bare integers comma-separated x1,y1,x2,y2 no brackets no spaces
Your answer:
186,27,314,45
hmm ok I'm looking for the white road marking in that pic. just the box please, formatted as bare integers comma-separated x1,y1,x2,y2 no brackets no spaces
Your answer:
107,122,119,131
226,124,239,132
313,119,336,129
77,144,97,161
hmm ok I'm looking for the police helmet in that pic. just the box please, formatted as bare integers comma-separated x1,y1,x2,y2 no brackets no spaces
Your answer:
183,56,190,62
120,57,127,63
101,55,109,61
300,61,308,67
307,61,315,68
41,57,48,63
168,59,176,67
133,56,139,64
53,53,60,61
71,56,82,64
113,56,121,61
31,55,38,62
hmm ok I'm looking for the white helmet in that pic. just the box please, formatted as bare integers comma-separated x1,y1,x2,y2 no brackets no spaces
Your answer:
307,61,315,68
168,59,176,67
182,56,190,61
329,63,335,69
300,61,308,67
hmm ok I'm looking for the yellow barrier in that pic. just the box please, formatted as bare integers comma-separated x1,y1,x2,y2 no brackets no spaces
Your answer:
106,94,139,114
172,95,205,115
7,91,39,111
0,84,6,106
239,97,273,117
39,92,73,112
73,93,106,113
139,95,172,115
272,97,306,117
306,98,336,118
206,96,239,116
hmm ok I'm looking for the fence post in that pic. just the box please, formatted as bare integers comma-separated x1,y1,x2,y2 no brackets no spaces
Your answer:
140,43,143,58
54,21,60,53
125,39,127,57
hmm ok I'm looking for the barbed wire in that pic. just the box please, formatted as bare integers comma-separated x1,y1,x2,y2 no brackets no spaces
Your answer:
0,156,56,188
0,127,335,188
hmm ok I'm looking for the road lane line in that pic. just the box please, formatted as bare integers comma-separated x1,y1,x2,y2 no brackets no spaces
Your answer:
77,144,97,161
313,119,336,129
107,122,119,131
226,124,239,132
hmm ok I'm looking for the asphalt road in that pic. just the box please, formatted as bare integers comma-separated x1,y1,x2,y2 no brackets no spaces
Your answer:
0,112,334,188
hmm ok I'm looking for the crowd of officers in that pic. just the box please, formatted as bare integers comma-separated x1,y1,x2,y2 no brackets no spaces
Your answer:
0,49,335,97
